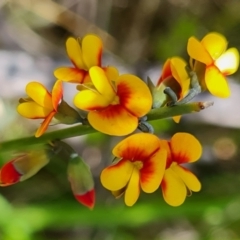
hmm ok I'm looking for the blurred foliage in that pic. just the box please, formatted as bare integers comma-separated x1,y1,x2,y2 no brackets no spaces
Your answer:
1,0,240,239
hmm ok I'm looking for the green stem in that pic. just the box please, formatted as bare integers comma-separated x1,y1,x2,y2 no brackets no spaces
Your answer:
0,101,213,153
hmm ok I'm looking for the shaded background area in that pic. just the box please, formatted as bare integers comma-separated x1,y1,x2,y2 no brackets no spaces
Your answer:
1,0,240,239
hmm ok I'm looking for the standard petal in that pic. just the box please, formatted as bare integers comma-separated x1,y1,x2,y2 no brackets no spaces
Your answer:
88,105,138,136
54,67,86,83
157,59,171,85
82,34,102,69
161,167,187,206
66,37,86,69
124,167,140,206
170,132,202,164
116,74,152,117
140,148,167,193
35,111,56,137
52,80,63,111
171,164,201,192
74,90,110,111
113,133,160,159
100,159,133,191
205,65,230,98
104,66,119,81
17,102,52,118
215,48,239,75
89,66,116,101
201,32,227,60
187,37,212,65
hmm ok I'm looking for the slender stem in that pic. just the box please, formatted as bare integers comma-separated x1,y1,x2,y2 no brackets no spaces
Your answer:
0,101,213,152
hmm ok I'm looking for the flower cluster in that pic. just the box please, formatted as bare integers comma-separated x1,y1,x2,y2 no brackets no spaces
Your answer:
0,32,239,209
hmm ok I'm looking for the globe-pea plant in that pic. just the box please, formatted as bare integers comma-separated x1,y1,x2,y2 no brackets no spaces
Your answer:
0,32,238,209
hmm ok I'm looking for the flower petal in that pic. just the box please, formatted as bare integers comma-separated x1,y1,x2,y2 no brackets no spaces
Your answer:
17,102,52,118
112,133,161,159
66,37,86,69
187,37,212,65
35,111,56,137
201,32,227,60
26,82,53,109
161,167,187,206
89,66,116,101
170,132,202,164
104,66,119,81
54,67,86,83
116,74,152,117
82,34,102,69
74,189,95,209
140,148,167,193
52,80,63,111
157,59,171,85
205,65,230,98
100,159,133,191
215,48,239,75
124,167,140,206
171,164,201,192
88,105,138,136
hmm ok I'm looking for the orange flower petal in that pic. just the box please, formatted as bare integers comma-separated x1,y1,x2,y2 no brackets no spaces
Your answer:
88,105,138,136
205,65,230,98
116,74,152,117
157,59,171,85
17,102,52,118
82,34,102,69
201,32,227,60
66,37,86,70
161,167,187,206
35,111,56,137
112,133,161,159
173,115,181,123
124,167,140,206
187,37,212,65
170,132,202,164
54,67,86,83
52,80,63,111
215,48,239,75
140,148,167,193
74,189,95,209
100,159,133,191
171,164,201,192
26,82,53,109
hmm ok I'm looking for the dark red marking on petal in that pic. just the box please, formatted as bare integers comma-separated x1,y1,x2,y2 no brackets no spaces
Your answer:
97,48,102,66
157,60,172,86
0,160,22,186
74,189,95,209
172,152,190,164
161,177,167,191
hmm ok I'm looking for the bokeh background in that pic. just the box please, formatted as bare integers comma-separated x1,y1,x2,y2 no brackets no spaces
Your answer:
1,0,240,239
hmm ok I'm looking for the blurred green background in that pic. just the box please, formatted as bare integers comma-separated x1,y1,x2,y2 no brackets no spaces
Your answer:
1,0,240,239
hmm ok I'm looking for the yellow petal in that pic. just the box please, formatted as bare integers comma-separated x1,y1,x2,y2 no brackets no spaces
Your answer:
54,67,86,83
52,80,63,111
116,74,152,117
205,65,230,98
215,48,239,75
74,90,110,110
88,105,138,136
113,133,161,159
171,164,201,192
140,148,167,193
187,37,212,65
173,115,181,123
161,167,187,206
82,34,102,69
26,82,53,109
17,102,52,118
104,66,119,81
89,66,116,101
100,159,133,191
157,59,171,85
66,37,86,70
35,111,56,137
170,132,202,164
124,167,140,206
201,32,227,60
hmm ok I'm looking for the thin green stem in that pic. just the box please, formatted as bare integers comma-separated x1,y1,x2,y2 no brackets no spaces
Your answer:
0,101,213,153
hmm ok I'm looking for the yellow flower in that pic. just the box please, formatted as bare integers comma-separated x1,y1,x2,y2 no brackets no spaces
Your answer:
187,32,239,98
54,34,118,84
159,132,202,206
74,66,152,136
17,80,63,137
100,133,167,206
